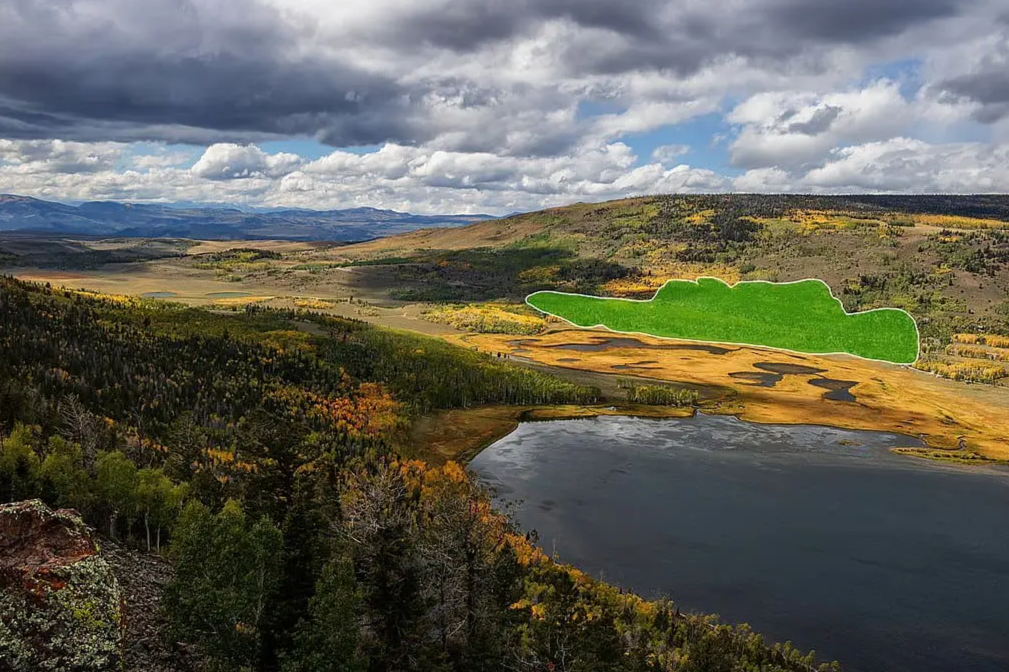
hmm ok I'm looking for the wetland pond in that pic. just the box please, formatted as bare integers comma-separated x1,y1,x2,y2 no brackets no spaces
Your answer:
471,414,1009,672
205,291,252,299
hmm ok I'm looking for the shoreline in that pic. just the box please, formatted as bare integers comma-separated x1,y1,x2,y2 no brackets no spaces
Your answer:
409,400,1009,470
408,402,696,466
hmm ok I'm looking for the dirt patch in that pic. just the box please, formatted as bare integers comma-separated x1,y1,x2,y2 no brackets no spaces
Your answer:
185,240,328,255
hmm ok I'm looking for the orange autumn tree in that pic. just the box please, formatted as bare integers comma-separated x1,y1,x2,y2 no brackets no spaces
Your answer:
267,381,402,439
307,382,401,438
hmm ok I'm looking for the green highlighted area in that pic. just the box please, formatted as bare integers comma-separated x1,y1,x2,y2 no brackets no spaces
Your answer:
527,278,919,364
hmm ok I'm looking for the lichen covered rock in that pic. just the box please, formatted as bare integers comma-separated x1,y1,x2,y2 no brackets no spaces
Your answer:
0,499,124,671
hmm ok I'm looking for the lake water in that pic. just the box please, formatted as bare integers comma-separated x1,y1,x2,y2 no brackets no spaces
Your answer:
470,415,1009,672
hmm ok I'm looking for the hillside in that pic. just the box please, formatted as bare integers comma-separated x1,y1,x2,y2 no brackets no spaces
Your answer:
331,195,1009,378
0,194,494,241
7,194,1009,385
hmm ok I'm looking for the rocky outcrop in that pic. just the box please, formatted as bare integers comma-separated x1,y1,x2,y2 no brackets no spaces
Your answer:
100,539,194,672
0,500,124,672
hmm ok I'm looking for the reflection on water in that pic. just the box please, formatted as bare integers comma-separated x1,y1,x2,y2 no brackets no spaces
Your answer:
728,362,859,402
612,360,661,371
206,291,251,298
809,378,858,402
508,336,736,355
754,361,826,375
729,371,782,387
471,415,1009,672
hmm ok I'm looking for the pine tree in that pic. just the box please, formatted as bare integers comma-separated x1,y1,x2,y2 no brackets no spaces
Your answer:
163,499,284,671
283,553,364,672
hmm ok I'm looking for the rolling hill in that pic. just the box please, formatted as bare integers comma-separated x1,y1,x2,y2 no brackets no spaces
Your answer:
332,194,1009,372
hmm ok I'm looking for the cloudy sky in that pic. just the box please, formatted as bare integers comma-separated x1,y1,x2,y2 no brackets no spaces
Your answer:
1,0,1008,214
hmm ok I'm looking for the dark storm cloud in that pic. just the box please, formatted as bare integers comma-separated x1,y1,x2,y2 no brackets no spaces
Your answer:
931,14,1009,121
0,0,979,146
940,75,1009,122
763,0,964,43
382,0,967,75
0,0,422,145
0,56,411,140
373,1,713,78
377,0,667,53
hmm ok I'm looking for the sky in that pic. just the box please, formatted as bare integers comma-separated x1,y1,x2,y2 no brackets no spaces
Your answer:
1,0,1009,215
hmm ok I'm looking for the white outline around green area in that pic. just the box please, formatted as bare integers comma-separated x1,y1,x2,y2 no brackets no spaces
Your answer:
525,277,921,366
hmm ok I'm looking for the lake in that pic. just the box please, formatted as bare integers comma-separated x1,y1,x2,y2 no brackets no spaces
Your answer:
470,414,1009,672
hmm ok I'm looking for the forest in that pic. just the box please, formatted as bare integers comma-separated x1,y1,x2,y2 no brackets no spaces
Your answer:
0,276,838,671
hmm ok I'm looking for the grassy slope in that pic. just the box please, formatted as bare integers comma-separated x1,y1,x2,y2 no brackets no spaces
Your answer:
332,195,1008,374
528,278,920,364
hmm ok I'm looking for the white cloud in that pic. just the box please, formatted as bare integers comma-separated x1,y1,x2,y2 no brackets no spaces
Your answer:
130,151,193,169
287,142,726,210
735,138,1009,193
732,167,791,192
0,139,730,213
651,144,690,165
727,81,917,169
590,99,721,141
802,138,1009,192
0,139,125,174
191,144,303,180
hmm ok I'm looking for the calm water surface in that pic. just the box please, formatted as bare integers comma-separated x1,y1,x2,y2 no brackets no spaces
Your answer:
205,291,251,298
470,415,1009,672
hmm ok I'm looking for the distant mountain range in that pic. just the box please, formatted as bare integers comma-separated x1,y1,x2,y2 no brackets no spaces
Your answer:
0,195,495,241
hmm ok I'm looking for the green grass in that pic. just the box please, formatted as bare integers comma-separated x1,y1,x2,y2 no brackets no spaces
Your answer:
527,277,920,364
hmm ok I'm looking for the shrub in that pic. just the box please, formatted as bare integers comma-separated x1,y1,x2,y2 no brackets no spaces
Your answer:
946,344,1009,362
914,359,1008,383
423,304,547,335
618,381,699,407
